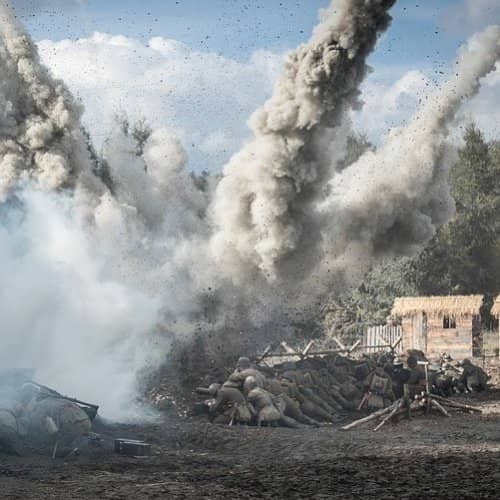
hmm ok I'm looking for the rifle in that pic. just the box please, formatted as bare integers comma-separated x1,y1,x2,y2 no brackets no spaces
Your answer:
28,381,99,417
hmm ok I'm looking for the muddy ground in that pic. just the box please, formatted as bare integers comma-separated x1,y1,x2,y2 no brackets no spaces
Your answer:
2,391,500,499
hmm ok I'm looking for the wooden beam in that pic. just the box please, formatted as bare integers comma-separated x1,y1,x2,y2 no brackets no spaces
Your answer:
280,341,298,355
341,404,395,431
391,336,402,349
256,344,272,362
332,336,346,350
302,340,315,357
349,340,361,353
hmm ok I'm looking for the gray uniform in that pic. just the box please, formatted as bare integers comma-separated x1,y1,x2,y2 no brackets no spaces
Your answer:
246,387,281,426
209,386,253,424
0,409,21,455
461,360,489,392
25,397,92,454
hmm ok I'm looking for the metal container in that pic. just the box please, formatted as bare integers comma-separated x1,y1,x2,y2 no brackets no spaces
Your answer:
114,439,152,457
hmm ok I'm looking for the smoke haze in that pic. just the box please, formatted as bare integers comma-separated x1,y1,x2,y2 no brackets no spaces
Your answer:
0,0,498,420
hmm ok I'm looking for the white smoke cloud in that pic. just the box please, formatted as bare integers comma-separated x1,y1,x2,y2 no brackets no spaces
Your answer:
319,25,500,271
353,64,500,145
0,1,213,420
352,69,434,144
211,0,500,285
211,0,397,281
36,33,283,172
442,0,500,35
0,188,164,419
0,2,97,201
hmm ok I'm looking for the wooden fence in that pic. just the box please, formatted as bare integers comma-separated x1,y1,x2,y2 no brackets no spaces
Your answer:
363,325,403,354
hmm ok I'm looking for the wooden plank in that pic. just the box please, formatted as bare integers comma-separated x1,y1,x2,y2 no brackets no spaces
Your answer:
332,336,346,350
280,341,298,355
349,340,361,353
302,341,315,357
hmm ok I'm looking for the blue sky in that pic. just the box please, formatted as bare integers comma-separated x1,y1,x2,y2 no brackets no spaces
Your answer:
13,0,500,171
22,0,473,65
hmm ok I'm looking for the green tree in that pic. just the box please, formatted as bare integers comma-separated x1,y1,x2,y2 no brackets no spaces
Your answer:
414,124,499,321
324,124,500,336
417,125,499,297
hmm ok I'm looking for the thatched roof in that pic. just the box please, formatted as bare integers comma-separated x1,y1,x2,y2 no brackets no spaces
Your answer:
492,295,500,317
392,295,483,318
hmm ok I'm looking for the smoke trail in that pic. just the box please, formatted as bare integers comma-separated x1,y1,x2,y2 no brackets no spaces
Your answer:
0,1,93,200
211,0,396,282
318,25,500,271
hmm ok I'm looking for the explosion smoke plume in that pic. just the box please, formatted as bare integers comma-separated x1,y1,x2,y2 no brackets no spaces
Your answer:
0,3,92,200
211,0,396,281
0,0,499,420
318,25,500,269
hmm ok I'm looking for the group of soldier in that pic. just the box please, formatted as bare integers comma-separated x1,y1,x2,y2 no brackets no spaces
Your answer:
196,351,490,427
0,370,96,456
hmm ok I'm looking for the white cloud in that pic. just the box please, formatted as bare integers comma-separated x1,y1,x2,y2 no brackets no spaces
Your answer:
352,69,434,143
37,33,283,172
37,31,499,173
441,0,500,35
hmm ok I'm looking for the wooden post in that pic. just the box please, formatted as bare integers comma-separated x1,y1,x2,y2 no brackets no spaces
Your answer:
302,341,315,357
341,405,394,431
349,340,361,353
332,336,346,351
374,400,403,431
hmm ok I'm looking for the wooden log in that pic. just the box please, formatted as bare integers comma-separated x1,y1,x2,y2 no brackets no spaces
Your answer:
332,336,346,351
374,400,404,431
302,341,315,357
256,344,272,363
349,339,361,353
281,341,299,355
431,399,451,417
431,394,482,413
341,404,395,431
259,349,347,359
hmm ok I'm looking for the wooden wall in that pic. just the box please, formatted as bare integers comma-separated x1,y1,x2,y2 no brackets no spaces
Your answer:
401,313,475,359
426,315,472,359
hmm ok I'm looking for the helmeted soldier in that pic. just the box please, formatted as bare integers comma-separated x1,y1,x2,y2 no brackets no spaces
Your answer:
227,357,266,389
264,377,320,426
386,357,410,399
460,359,489,392
278,374,336,422
244,376,281,426
0,409,22,455
206,383,254,425
24,395,92,455
406,355,426,386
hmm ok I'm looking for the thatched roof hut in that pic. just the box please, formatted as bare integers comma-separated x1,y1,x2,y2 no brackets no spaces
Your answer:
491,295,500,318
392,295,483,318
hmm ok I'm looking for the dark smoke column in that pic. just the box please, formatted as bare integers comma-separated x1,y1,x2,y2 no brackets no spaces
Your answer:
211,0,396,282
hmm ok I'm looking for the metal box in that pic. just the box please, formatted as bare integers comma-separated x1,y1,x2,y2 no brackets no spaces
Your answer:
114,439,152,457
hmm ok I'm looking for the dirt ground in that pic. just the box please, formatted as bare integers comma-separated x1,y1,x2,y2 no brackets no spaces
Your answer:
2,391,500,499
